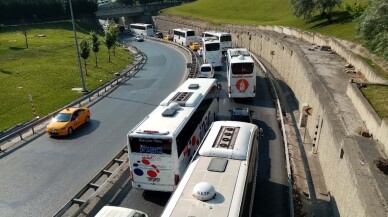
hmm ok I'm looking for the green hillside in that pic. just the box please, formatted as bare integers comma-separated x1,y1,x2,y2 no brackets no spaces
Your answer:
0,21,132,131
164,0,367,41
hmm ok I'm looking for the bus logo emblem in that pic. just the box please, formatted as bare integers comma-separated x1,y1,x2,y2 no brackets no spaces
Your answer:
236,79,249,92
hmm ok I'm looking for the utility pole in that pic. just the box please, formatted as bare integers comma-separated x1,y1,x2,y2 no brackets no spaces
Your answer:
68,0,87,93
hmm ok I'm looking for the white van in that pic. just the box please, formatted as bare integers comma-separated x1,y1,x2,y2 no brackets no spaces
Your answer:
95,206,148,217
198,64,214,78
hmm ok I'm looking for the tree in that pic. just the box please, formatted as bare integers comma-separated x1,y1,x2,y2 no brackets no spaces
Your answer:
90,31,100,67
105,31,115,63
21,18,29,48
357,0,388,60
290,0,316,21
79,38,91,76
108,23,120,57
290,0,342,22
315,0,342,22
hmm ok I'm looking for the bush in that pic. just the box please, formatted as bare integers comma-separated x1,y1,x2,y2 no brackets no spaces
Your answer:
343,2,367,19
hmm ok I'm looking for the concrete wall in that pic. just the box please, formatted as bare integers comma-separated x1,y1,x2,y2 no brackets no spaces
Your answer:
229,24,387,84
153,16,387,217
346,83,388,156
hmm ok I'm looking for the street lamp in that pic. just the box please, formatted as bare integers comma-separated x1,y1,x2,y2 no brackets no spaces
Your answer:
66,0,87,93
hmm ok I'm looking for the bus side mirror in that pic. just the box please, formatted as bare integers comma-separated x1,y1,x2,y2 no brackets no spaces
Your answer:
217,83,222,90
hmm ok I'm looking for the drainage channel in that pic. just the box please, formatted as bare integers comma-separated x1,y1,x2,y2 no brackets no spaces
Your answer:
54,148,128,217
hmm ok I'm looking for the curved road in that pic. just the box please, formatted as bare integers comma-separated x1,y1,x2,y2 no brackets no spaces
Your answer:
0,38,187,217
87,60,289,217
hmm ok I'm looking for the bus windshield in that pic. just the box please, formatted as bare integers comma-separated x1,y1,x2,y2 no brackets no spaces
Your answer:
129,137,172,154
231,63,254,74
205,43,220,51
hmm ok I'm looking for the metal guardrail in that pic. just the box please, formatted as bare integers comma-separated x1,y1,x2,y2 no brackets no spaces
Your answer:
251,53,295,217
0,44,146,150
54,148,129,217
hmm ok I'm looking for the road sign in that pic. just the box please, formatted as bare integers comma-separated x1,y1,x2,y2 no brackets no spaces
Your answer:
303,105,313,116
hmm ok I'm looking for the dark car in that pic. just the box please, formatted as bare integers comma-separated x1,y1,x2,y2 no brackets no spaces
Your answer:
155,32,163,39
230,108,253,123
134,35,144,42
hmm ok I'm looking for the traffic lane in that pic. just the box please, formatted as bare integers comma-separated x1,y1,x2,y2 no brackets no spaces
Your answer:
99,64,287,217
114,182,171,217
214,65,288,216
0,39,186,217
85,167,171,217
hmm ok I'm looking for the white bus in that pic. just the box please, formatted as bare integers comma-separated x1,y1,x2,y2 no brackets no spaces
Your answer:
202,31,232,54
173,28,196,46
95,206,148,217
130,23,155,36
202,37,223,70
127,78,219,192
161,121,260,217
226,48,256,98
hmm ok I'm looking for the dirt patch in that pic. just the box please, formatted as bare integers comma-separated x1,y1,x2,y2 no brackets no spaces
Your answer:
293,187,307,217
374,157,388,175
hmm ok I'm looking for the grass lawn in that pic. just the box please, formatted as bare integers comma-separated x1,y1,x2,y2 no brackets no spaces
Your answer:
360,85,388,119
164,0,366,41
0,20,133,131
165,0,388,119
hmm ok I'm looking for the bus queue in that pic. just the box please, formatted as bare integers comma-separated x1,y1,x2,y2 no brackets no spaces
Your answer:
122,22,260,217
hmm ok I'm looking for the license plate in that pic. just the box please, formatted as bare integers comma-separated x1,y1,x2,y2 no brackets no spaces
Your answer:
147,177,160,182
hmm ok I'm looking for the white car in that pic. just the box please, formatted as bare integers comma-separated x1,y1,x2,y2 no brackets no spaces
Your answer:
198,63,214,78
95,206,148,217
134,35,144,42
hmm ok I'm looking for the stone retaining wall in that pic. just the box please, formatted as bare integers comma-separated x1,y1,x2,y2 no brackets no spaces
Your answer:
152,15,387,217
346,83,388,156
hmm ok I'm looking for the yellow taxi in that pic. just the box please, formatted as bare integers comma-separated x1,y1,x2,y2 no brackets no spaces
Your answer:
46,107,91,136
189,42,201,51
163,34,173,41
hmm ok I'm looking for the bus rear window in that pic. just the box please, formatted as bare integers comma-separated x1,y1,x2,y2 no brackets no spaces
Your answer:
205,43,220,51
220,35,231,42
129,137,172,154
186,31,195,36
231,63,254,74
201,66,212,72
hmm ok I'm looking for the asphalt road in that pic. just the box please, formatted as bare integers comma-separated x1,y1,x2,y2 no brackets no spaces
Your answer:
88,59,289,217
0,38,187,217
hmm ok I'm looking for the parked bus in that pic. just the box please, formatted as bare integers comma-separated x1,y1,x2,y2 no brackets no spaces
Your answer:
130,23,155,36
202,37,223,70
127,78,220,192
202,31,232,54
226,48,256,98
173,28,196,46
161,121,260,217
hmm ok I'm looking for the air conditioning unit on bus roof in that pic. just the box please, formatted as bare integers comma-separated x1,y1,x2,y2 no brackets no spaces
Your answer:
160,92,202,107
230,49,250,57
